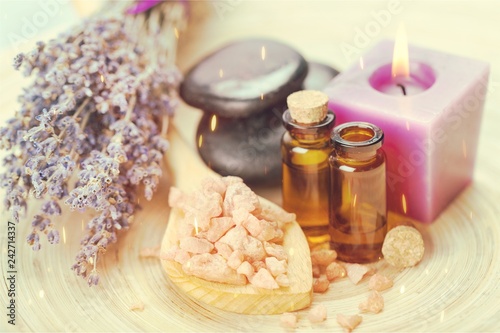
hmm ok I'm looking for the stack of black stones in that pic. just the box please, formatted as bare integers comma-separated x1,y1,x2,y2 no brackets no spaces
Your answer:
180,39,339,185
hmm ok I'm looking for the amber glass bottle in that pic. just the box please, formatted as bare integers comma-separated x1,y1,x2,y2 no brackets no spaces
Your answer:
328,122,387,263
281,90,335,244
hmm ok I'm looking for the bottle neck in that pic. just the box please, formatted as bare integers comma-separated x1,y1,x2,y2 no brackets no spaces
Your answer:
331,122,384,162
283,110,335,143
335,149,378,160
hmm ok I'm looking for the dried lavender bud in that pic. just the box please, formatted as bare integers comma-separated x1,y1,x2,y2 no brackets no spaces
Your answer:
0,2,185,286
41,200,62,215
87,270,100,286
13,53,24,70
47,229,60,244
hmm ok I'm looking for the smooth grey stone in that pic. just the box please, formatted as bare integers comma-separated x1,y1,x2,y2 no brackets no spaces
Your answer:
303,61,340,90
196,105,286,184
181,39,308,118
194,60,340,185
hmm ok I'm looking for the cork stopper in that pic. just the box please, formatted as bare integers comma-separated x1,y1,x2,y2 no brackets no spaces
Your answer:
287,90,329,124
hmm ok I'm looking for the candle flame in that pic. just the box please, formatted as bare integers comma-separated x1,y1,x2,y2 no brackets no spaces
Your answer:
174,27,179,39
260,93,264,100
402,194,407,214
219,69,224,78
353,193,357,208
359,56,364,70
392,23,410,78
210,115,217,132
62,226,66,244
261,46,266,60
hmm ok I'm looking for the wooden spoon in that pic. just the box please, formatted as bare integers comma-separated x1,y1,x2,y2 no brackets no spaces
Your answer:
160,126,313,314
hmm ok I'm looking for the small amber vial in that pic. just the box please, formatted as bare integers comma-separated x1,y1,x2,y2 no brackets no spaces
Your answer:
328,122,387,263
281,90,335,244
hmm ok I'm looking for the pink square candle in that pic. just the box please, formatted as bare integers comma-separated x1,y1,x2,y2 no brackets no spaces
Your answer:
324,40,489,223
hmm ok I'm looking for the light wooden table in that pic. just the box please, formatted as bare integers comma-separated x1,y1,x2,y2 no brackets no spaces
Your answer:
1,1,499,332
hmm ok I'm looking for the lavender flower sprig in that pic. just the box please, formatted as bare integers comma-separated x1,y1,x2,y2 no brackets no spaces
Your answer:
0,3,185,286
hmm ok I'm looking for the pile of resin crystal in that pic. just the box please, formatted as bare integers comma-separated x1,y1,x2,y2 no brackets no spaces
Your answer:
166,176,296,289
0,17,181,285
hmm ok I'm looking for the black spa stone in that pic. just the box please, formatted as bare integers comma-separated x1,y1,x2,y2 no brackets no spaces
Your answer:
180,39,308,118
196,105,286,184
194,60,340,185
302,61,340,90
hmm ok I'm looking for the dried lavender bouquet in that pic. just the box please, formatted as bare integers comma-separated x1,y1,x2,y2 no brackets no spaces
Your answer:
0,2,186,285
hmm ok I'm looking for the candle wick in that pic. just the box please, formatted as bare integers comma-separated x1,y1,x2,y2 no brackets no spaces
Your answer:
397,83,407,96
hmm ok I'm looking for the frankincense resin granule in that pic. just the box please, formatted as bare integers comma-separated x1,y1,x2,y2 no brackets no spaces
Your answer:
280,312,298,328
359,290,384,314
368,273,393,291
337,314,362,333
308,303,327,323
165,176,296,289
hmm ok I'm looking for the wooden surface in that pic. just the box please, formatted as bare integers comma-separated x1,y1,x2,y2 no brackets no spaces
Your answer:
1,1,500,332
161,127,313,314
